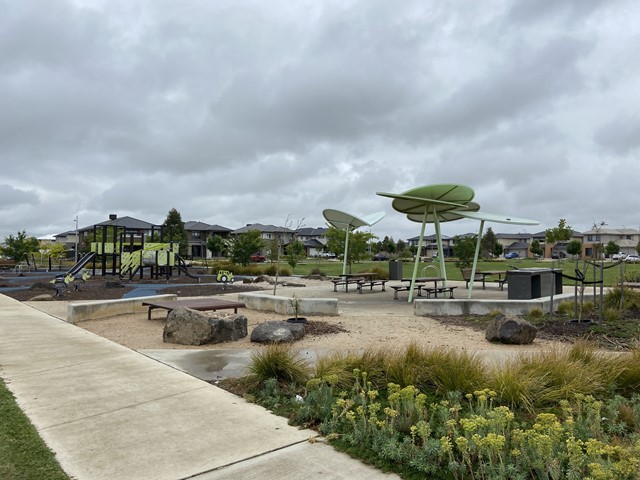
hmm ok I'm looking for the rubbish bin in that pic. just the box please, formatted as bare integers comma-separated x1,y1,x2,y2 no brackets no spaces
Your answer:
388,260,403,280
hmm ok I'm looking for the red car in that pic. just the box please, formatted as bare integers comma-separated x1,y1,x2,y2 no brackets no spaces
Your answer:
250,254,266,263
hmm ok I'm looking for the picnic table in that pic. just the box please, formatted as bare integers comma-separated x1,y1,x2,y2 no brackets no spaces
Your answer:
331,273,384,293
391,277,449,300
142,298,246,320
477,270,508,290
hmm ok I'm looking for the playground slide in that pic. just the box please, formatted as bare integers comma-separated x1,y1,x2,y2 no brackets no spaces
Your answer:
176,255,200,279
66,252,97,277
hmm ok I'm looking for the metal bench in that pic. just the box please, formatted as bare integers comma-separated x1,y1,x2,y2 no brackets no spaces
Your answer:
423,286,457,298
390,284,424,300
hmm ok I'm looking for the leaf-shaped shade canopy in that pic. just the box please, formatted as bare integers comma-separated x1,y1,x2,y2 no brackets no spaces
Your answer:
322,209,385,230
378,184,475,215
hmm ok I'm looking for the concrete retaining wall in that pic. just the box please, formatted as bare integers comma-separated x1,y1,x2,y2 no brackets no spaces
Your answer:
238,292,338,316
67,294,177,324
414,293,575,317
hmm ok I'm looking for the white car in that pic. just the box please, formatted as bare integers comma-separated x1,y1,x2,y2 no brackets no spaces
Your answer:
612,253,627,260
625,255,640,263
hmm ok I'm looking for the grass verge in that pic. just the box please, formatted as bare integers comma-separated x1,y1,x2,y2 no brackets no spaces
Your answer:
0,380,68,480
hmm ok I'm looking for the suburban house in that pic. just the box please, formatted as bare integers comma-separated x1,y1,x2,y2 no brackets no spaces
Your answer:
230,223,296,257
184,221,232,258
295,227,329,257
581,228,640,258
407,234,454,258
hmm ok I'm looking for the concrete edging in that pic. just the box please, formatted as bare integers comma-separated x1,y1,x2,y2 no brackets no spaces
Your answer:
238,292,338,316
414,293,575,316
67,294,178,324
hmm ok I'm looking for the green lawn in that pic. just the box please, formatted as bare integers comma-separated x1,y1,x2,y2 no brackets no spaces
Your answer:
293,257,639,288
0,380,69,480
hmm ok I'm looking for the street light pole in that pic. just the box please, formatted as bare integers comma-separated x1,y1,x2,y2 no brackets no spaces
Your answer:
74,216,79,263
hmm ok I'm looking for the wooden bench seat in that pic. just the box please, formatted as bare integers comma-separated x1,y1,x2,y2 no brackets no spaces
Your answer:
461,268,485,289
331,277,364,293
423,286,457,298
390,284,423,300
356,279,387,294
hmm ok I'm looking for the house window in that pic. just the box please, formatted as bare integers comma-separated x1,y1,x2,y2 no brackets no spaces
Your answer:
192,231,201,239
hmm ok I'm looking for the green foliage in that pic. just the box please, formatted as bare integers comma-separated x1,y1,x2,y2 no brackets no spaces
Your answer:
545,218,573,245
0,230,40,262
0,380,69,479
266,238,280,263
262,264,291,276
556,301,574,317
162,208,187,255
528,307,544,318
228,230,265,266
247,344,310,386
324,226,375,267
238,342,640,479
566,239,582,257
206,234,226,257
530,239,544,257
452,235,477,268
480,227,498,259
605,240,620,257
285,239,305,271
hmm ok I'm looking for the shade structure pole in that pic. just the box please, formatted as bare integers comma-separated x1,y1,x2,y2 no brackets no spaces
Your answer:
433,207,446,286
468,219,485,299
408,208,429,302
342,226,351,276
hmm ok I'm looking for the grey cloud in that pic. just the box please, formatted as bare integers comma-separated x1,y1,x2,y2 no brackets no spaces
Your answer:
594,115,640,155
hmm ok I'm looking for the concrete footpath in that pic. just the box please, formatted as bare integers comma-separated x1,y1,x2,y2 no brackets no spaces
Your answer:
0,295,398,480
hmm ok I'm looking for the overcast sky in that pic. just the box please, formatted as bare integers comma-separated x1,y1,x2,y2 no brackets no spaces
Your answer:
2,0,639,244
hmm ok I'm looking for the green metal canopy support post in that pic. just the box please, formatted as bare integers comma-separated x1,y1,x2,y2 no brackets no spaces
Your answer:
342,226,351,276
408,209,428,302
468,219,485,299
434,210,447,287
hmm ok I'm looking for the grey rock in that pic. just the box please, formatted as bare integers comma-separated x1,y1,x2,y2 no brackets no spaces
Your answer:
485,314,537,345
104,281,124,289
163,307,247,345
250,321,305,343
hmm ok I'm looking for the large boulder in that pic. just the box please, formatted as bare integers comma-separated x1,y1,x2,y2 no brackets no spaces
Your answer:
250,321,305,344
485,314,537,345
163,307,247,345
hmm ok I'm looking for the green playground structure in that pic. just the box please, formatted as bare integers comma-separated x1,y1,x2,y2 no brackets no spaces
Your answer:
85,221,198,280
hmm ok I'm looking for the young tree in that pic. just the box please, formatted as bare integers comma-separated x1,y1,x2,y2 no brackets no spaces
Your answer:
325,226,375,268
0,230,40,262
604,240,620,258
545,218,573,259
228,230,265,266
453,235,477,268
266,238,280,263
206,234,226,257
286,239,306,271
162,208,187,256
530,240,543,258
567,240,582,258
480,227,498,259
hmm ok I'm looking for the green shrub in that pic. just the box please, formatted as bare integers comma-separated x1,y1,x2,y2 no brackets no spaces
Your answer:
247,344,310,386
556,301,574,317
528,307,544,318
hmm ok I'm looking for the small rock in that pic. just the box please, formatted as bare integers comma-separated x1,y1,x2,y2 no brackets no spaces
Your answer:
250,321,305,343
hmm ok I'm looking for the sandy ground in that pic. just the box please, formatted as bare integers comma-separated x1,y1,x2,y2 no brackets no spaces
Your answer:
27,277,563,356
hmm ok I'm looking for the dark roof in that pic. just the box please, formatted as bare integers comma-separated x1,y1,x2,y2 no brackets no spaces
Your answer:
506,241,529,249
495,232,533,239
297,227,328,236
303,239,325,248
81,216,159,232
184,221,232,233
407,234,452,241
232,223,294,234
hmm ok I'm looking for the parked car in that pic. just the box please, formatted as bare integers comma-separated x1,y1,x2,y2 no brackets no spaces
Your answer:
612,253,627,260
250,254,266,262
319,252,336,259
372,253,390,261
625,255,640,263
504,252,519,259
